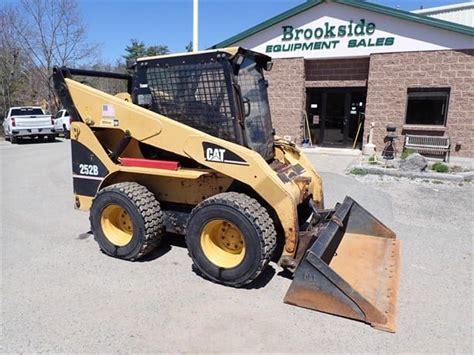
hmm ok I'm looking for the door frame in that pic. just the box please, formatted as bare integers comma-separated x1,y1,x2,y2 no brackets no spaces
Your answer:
306,87,366,147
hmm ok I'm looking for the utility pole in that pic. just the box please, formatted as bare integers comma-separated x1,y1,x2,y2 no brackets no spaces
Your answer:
193,0,199,51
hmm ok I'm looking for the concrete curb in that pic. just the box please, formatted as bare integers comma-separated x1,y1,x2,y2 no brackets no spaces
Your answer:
350,164,472,182
458,171,474,180
301,147,362,156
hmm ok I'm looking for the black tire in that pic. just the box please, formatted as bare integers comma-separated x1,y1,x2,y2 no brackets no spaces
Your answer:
64,129,70,139
90,182,164,260
11,136,18,144
186,192,277,287
47,135,55,142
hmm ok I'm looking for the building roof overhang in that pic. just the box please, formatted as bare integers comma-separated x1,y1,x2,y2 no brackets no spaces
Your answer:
212,0,474,49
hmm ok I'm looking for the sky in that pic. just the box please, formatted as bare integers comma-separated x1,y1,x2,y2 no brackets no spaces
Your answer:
76,0,467,63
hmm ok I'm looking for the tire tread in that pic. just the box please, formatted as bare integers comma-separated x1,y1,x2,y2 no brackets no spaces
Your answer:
189,192,277,286
92,182,164,260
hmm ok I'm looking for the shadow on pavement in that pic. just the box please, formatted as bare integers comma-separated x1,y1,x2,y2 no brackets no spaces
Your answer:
134,232,182,262
138,244,172,262
277,268,293,280
15,137,64,144
243,265,276,289
77,231,93,240
76,230,173,262
76,229,277,288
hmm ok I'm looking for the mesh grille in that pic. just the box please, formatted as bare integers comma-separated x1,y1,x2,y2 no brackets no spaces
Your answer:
145,62,237,142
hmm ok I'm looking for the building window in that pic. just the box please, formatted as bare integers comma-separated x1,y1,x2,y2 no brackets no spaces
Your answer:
405,88,450,126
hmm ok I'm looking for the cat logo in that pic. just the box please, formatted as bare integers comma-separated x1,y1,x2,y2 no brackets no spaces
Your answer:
206,147,226,162
202,142,249,166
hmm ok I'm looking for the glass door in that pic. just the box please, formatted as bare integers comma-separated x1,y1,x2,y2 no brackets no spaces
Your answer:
306,88,367,148
321,92,350,147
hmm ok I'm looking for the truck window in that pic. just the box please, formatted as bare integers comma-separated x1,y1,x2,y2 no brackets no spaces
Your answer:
11,108,44,116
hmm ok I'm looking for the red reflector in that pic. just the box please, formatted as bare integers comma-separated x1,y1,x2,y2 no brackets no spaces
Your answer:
121,158,180,171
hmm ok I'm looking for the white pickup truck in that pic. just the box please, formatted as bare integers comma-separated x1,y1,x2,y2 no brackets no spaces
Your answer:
53,109,71,138
3,106,57,143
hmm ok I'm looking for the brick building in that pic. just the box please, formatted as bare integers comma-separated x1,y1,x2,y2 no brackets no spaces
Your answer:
213,0,474,158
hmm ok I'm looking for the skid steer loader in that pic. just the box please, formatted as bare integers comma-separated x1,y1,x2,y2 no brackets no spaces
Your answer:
53,47,400,332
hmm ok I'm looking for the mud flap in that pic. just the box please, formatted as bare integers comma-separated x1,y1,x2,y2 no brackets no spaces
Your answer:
284,196,400,332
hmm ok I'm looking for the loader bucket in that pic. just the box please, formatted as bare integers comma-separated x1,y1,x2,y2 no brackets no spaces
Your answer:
284,196,400,332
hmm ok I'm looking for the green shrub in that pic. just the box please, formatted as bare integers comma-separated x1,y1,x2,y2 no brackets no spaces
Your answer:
400,148,415,160
432,162,449,173
350,167,368,176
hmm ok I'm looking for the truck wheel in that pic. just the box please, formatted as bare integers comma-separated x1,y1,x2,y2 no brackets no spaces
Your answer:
186,192,277,287
90,182,164,260
47,135,55,142
63,124,70,139
11,136,18,144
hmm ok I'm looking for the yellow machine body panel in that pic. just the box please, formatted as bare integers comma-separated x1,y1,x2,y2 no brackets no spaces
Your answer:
66,78,322,256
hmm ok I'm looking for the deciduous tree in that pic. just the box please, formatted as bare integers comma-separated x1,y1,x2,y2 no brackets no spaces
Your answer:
3,0,98,112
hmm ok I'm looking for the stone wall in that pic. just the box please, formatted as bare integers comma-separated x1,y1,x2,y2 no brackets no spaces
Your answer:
366,49,474,158
265,58,305,143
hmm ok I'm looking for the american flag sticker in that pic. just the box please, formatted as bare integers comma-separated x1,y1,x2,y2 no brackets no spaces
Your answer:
102,104,116,118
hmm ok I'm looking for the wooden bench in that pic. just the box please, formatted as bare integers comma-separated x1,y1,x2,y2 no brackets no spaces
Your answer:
404,134,451,162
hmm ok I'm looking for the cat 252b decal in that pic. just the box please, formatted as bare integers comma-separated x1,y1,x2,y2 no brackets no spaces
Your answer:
203,142,249,166
71,140,109,196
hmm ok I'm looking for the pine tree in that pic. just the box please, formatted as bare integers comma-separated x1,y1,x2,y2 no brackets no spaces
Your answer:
185,41,193,52
123,40,169,61
123,39,147,61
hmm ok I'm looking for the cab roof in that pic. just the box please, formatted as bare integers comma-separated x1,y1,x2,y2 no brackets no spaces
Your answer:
136,47,240,62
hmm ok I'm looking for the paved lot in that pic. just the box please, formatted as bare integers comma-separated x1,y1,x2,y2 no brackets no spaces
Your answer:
1,139,472,353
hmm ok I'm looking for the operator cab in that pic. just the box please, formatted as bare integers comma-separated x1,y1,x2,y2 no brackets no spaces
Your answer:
131,47,275,161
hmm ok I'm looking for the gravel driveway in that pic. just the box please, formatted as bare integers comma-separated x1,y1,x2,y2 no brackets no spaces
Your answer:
1,140,472,353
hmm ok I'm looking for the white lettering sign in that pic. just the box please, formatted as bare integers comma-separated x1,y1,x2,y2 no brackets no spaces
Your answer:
206,148,226,162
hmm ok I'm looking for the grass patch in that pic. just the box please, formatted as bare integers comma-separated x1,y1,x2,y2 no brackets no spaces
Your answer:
432,162,449,173
350,167,368,176
400,148,415,160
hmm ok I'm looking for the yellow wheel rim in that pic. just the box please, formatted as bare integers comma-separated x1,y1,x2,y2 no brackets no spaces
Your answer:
100,204,134,246
200,219,246,268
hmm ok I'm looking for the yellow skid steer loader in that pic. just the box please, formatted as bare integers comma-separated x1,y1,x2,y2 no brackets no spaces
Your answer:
53,47,400,332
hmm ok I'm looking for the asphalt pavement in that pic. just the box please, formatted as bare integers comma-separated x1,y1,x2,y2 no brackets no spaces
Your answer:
1,138,472,353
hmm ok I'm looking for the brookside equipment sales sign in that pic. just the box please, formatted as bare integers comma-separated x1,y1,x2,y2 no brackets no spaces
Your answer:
265,19,395,56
